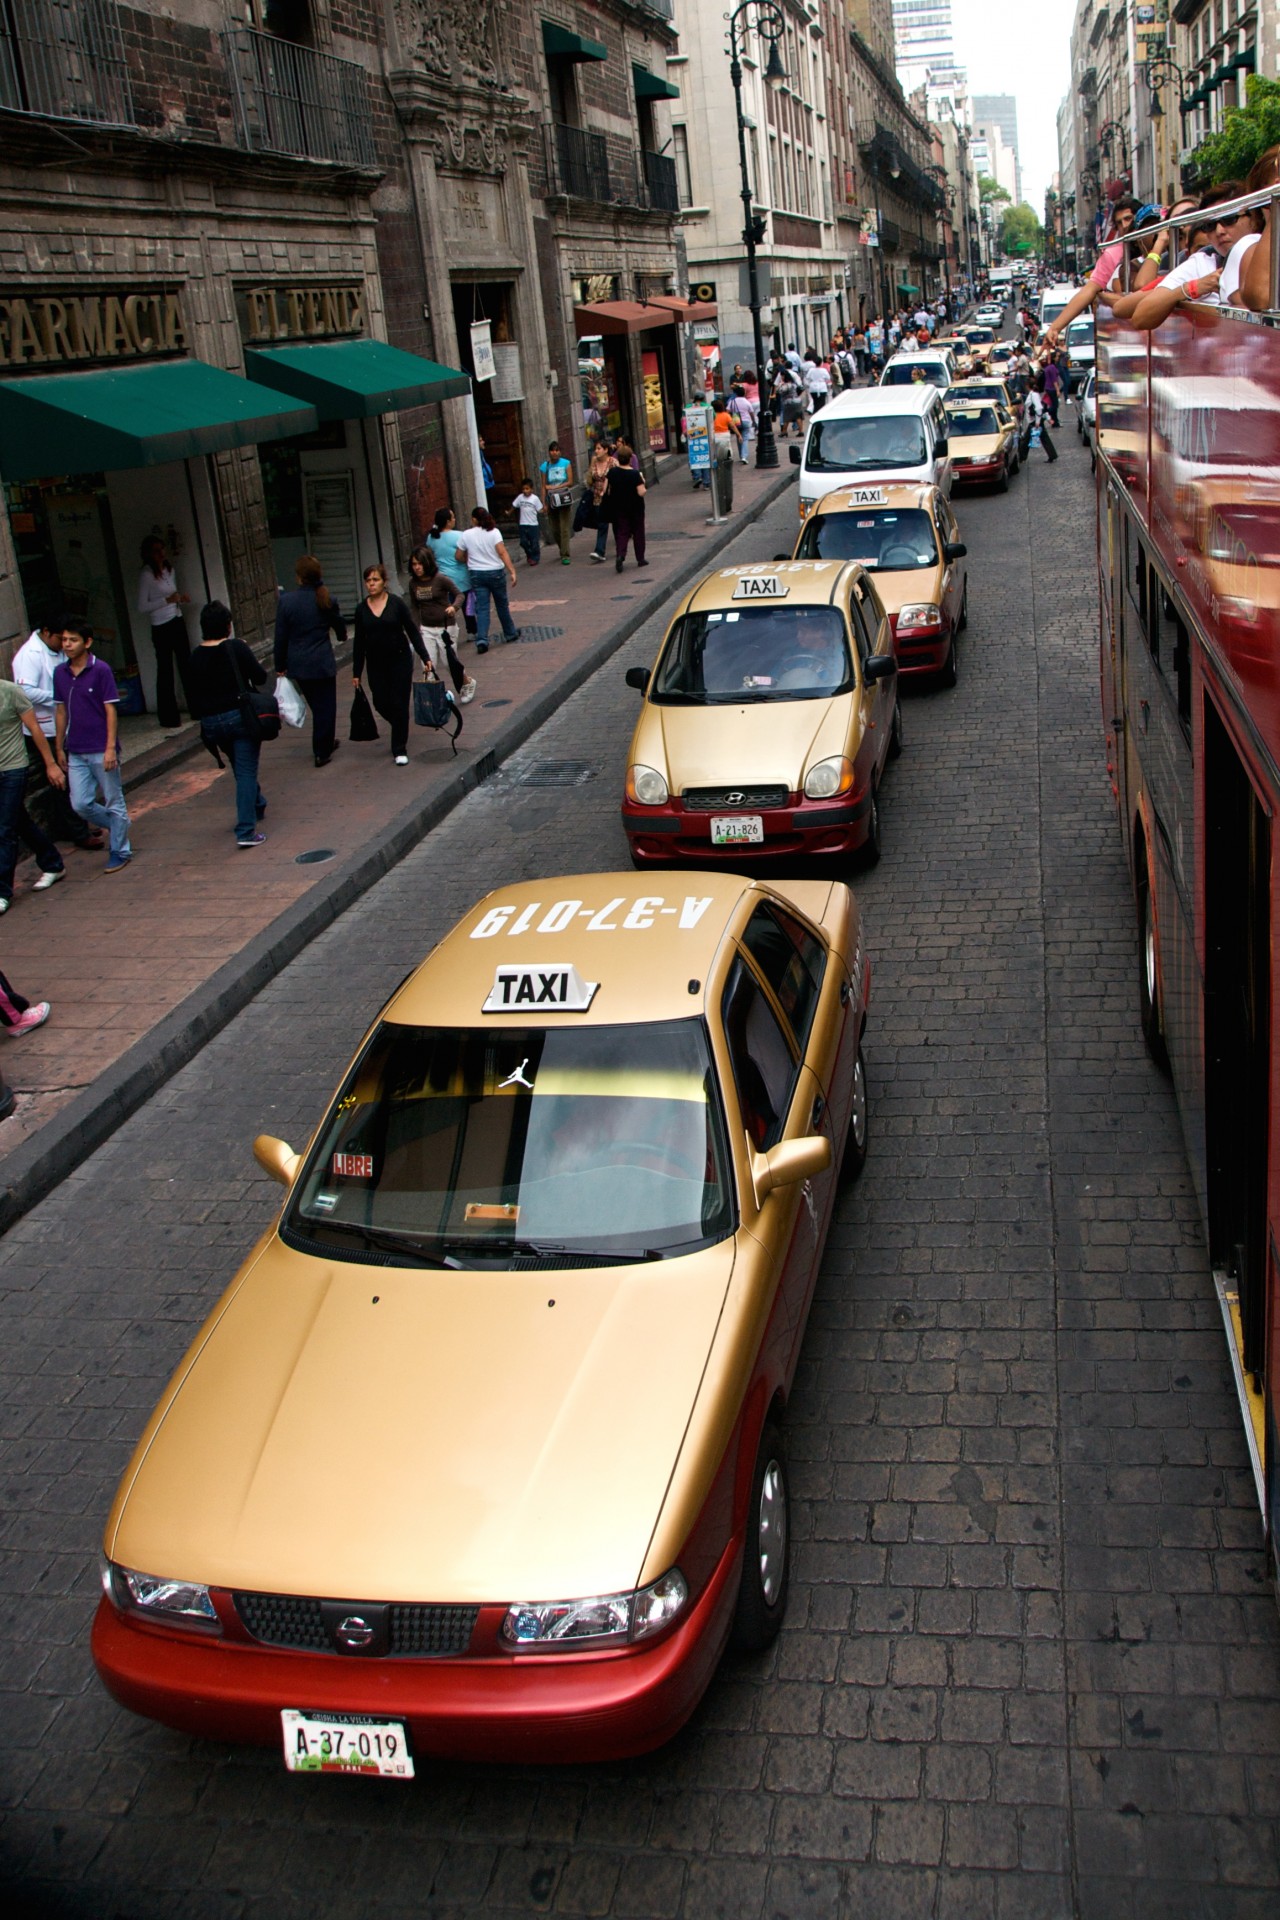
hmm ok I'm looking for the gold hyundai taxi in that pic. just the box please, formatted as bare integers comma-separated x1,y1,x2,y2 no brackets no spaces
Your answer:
952,373,1030,458
944,396,1020,491
621,561,900,869
92,873,870,1768
934,334,975,377
791,482,967,686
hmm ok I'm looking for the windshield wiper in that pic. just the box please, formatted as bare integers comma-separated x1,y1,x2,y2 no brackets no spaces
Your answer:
440,1237,664,1265
319,1221,457,1268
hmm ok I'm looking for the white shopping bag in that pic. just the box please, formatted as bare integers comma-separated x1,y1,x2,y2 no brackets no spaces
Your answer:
275,674,307,729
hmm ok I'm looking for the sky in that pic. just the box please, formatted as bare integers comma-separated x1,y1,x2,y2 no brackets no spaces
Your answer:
950,0,1077,211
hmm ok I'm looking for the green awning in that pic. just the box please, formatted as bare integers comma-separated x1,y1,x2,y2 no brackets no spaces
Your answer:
0,357,317,481
542,21,607,62
242,339,471,419
633,63,680,101
897,282,921,295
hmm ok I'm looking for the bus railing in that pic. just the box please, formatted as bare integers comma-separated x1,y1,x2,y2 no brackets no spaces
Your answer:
1104,183,1280,311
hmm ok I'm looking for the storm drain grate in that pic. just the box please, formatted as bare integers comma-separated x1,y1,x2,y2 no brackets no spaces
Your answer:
509,625,563,644
512,760,597,788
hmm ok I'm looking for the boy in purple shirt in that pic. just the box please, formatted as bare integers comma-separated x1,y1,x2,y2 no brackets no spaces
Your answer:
52,619,132,872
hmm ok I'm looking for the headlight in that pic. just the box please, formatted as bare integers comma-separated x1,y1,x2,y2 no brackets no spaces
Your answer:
896,602,943,631
803,756,855,800
798,498,814,519
502,1567,688,1649
107,1562,219,1625
626,763,669,807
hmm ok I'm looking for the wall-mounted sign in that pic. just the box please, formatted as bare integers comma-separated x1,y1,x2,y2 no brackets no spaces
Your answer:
489,341,523,402
0,290,185,370
240,284,367,344
470,320,497,382
691,281,717,305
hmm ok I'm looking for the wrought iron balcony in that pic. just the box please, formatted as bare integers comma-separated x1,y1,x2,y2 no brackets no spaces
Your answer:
637,0,675,18
550,121,612,202
643,149,679,213
222,27,375,168
0,0,134,128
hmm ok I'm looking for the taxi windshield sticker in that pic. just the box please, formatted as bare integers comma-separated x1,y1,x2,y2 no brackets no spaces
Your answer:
732,574,789,601
465,1202,520,1224
483,962,599,1013
332,1152,374,1179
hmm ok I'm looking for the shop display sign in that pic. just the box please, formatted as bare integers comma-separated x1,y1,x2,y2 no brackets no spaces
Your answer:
641,349,668,453
0,288,186,370
470,320,497,382
685,402,711,472
489,342,523,403
240,284,367,345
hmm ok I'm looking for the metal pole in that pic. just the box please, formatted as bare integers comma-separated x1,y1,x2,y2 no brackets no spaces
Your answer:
729,15,779,471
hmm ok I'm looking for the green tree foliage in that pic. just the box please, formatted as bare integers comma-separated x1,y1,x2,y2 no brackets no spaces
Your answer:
1189,73,1280,185
1000,203,1044,257
977,174,1011,204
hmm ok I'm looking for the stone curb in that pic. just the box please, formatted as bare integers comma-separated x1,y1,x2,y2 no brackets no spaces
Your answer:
0,469,796,1236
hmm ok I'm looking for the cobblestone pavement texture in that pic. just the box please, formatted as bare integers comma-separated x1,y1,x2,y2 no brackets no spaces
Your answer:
2,412,1279,1919
0,450,784,1165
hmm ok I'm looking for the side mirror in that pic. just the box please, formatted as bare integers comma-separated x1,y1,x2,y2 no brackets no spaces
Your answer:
863,652,897,684
789,444,801,465
624,666,649,693
254,1134,301,1186
934,437,949,457
751,1133,831,1204
943,541,967,561
773,551,791,562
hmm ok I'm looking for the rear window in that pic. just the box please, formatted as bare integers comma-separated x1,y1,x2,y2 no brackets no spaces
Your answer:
806,413,928,472
881,361,948,389
1067,318,1095,346
948,407,1000,436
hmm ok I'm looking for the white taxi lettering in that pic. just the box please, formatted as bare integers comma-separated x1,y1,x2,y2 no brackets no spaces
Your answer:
623,896,664,929
507,902,541,937
538,900,582,934
483,963,598,1013
586,896,625,931
472,904,515,938
732,575,789,601
679,895,714,929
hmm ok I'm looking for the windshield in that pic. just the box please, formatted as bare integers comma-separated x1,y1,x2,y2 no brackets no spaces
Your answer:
1067,319,1095,348
653,603,852,703
959,384,1008,407
881,361,947,388
966,329,995,345
947,408,1000,436
807,414,928,471
797,507,938,570
284,1019,733,1263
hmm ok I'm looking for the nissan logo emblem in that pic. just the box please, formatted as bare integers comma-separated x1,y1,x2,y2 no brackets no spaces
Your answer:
335,1615,374,1648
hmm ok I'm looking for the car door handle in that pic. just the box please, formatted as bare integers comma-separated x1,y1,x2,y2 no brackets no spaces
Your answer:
810,1094,826,1129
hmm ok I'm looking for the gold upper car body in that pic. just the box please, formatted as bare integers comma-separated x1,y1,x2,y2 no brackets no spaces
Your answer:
944,397,1019,482
622,560,898,860
102,873,866,1618
789,482,967,653
933,335,975,376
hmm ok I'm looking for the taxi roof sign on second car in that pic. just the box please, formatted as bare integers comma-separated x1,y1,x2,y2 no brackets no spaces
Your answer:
482,963,599,1014
731,575,789,601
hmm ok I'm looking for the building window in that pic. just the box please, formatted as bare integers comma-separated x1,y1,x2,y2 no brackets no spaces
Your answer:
672,124,693,207
245,0,315,43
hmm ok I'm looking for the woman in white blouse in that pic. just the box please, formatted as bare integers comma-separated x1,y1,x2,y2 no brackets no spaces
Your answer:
137,536,192,730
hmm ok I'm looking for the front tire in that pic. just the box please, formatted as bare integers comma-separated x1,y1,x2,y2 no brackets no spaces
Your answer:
939,635,958,689
888,695,904,759
731,1420,790,1652
840,1040,869,1184
957,583,968,632
858,778,882,867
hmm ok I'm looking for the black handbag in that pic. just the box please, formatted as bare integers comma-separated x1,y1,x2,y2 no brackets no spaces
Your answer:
349,686,379,742
413,674,463,753
228,645,280,743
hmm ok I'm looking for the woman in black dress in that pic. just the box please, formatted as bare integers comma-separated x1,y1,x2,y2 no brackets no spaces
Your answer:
274,554,346,767
351,563,431,765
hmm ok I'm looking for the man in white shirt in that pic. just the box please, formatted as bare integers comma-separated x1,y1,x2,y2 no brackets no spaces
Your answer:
802,355,832,411
11,622,102,849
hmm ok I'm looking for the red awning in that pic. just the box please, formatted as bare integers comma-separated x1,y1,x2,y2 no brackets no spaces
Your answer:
645,296,719,323
573,301,677,337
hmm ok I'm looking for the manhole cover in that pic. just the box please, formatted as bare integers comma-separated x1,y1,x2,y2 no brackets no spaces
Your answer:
295,848,335,865
482,698,512,708
510,624,563,645
516,761,597,788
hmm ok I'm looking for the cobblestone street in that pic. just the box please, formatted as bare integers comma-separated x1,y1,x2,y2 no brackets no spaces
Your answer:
2,420,1278,1918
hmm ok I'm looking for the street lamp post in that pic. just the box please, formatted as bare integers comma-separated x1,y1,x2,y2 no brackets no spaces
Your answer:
1146,55,1192,201
727,0,787,471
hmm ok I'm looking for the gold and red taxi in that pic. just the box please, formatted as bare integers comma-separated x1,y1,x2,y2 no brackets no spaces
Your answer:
933,333,975,377
621,561,900,869
944,394,1020,490
959,324,998,365
92,873,871,1768
790,482,967,686
952,373,1029,457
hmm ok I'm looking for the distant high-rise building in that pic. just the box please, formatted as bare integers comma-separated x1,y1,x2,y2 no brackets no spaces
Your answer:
891,0,956,97
973,94,1021,203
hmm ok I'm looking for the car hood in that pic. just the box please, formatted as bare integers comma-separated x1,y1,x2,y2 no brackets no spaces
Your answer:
106,1237,736,1604
652,697,849,793
952,434,1004,460
871,566,945,617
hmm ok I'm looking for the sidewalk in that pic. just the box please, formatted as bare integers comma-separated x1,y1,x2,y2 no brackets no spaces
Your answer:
0,457,796,1229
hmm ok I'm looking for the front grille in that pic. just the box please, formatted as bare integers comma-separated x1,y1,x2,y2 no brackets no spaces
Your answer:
682,784,789,812
236,1591,479,1657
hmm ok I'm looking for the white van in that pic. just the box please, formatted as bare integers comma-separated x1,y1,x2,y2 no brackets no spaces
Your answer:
1038,283,1077,333
879,348,956,392
790,386,954,517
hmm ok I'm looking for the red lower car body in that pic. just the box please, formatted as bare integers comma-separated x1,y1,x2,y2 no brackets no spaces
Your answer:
91,1532,743,1766
951,454,1007,488
623,785,874,867
890,613,952,678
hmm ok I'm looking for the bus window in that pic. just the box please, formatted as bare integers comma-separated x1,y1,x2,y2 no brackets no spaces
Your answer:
1125,520,1150,653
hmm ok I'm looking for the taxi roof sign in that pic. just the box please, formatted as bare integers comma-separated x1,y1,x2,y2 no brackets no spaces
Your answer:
483,962,599,1014
845,487,887,506
732,574,789,601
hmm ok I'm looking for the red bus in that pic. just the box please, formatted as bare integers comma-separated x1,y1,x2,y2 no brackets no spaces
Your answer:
1097,252,1278,1579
